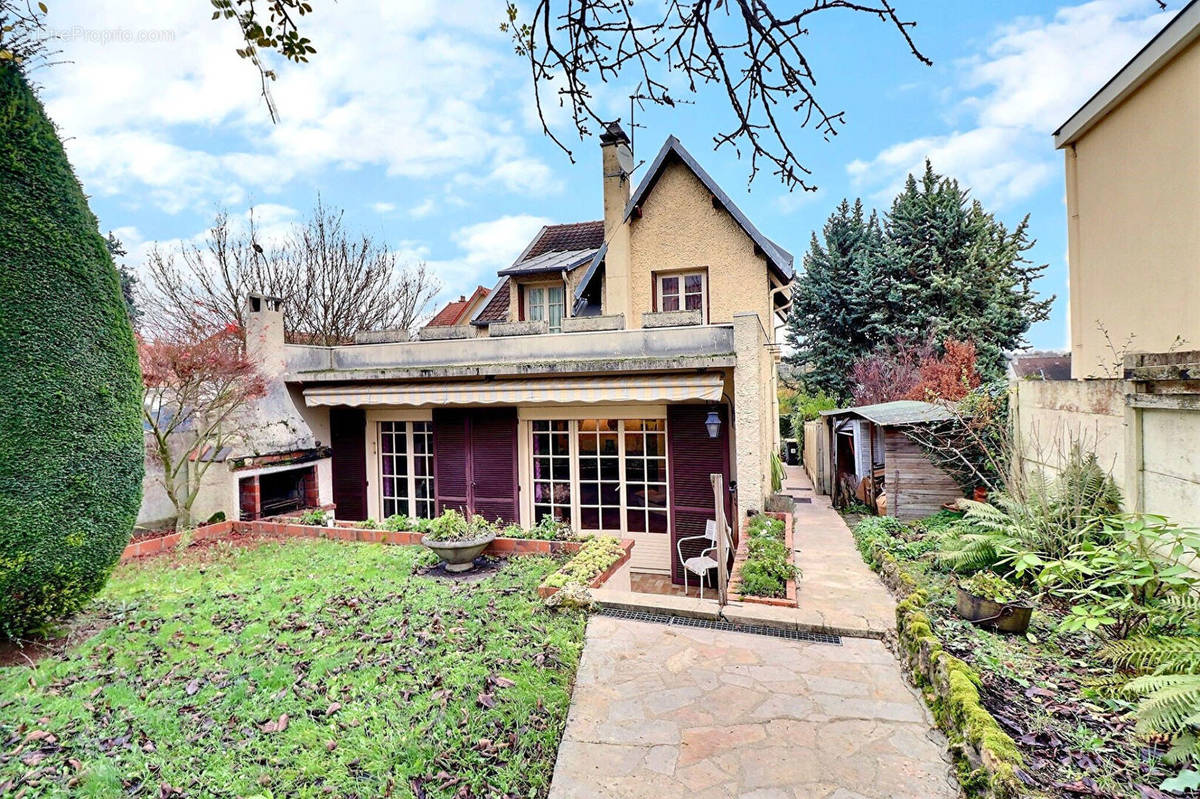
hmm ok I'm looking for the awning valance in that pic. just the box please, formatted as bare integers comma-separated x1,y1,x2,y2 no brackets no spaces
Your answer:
303,374,723,408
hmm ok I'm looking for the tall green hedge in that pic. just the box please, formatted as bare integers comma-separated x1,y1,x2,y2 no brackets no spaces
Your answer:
0,63,143,637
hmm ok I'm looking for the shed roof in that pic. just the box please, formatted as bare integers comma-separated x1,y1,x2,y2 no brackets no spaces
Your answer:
820,400,955,427
471,277,510,325
499,247,599,276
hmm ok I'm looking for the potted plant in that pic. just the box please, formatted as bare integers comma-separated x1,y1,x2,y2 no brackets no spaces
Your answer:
956,572,1034,634
421,510,496,572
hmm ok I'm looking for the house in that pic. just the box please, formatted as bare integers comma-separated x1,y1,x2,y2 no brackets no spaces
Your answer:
1013,1,1200,527
420,285,491,338
224,124,791,582
814,401,962,520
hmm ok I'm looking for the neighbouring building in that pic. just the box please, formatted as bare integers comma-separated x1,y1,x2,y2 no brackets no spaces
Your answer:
175,125,793,582
1013,2,1200,527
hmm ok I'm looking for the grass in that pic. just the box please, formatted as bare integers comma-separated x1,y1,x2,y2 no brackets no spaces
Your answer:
0,539,587,798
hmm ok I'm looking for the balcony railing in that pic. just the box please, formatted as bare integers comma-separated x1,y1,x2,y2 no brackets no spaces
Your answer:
285,324,736,382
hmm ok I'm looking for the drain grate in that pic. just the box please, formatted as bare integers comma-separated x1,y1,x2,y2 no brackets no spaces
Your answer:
597,606,841,645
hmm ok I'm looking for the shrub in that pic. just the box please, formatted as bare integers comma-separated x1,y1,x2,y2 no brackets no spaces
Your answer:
738,515,797,599
296,509,328,526
0,64,143,638
520,515,575,541
786,389,838,439
959,572,1029,605
424,509,497,543
541,537,623,590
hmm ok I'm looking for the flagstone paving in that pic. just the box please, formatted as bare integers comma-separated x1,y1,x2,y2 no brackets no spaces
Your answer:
549,615,958,798
550,464,957,798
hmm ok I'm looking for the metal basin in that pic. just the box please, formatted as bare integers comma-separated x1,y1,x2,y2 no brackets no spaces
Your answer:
956,587,1033,634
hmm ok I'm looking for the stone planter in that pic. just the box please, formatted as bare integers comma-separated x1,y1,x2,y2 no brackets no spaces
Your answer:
421,532,497,572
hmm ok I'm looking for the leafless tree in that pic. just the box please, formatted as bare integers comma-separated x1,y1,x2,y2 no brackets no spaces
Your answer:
502,0,930,190
142,200,441,345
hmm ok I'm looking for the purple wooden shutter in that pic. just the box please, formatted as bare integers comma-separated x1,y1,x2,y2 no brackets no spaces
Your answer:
433,409,470,514
330,407,368,521
667,405,731,584
468,408,519,524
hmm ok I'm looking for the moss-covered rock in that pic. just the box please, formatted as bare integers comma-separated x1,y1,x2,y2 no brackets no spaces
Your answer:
0,63,143,637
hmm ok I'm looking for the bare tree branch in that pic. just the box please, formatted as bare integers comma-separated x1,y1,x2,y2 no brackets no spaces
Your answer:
141,200,441,345
502,0,932,190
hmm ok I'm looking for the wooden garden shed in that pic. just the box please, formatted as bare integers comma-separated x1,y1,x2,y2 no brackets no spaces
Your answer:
819,401,964,520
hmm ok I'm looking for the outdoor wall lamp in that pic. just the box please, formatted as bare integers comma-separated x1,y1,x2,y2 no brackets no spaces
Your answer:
705,409,721,439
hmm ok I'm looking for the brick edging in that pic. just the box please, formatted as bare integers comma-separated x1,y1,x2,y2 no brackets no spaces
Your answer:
121,520,596,563
728,511,797,607
537,539,635,598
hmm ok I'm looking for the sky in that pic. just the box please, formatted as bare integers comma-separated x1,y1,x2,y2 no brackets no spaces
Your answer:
31,0,1183,351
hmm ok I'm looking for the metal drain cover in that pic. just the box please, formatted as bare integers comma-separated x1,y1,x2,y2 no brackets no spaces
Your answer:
596,606,841,645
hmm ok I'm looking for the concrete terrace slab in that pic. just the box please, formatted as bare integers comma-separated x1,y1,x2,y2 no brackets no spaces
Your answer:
549,615,958,799
590,465,896,640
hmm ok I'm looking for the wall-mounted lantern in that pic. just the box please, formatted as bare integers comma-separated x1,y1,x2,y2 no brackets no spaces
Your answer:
705,409,721,439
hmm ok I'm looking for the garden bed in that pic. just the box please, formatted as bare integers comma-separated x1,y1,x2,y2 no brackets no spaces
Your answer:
729,511,797,607
2,539,586,797
536,537,635,599
853,512,1190,799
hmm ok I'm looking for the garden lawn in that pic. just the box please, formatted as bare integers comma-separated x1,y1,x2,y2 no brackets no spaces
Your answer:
0,539,587,798
852,512,1181,799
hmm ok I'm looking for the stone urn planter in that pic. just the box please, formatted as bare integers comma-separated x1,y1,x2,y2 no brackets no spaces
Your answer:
421,531,496,573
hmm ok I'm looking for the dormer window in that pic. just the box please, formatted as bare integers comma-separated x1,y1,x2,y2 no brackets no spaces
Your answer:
657,269,707,322
524,283,565,333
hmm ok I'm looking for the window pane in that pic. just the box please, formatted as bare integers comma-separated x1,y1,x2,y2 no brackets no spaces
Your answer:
644,434,664,457
627,509,647,533
661,276,679,295
527,287,544,322
625,434,644,455
644,458,666,483
685,293,702,311
645,483,667,509
684,274,703,292
644,420,665,433
662,295,680,312
647,511,668,534
548,286,564,333
599,456,619,481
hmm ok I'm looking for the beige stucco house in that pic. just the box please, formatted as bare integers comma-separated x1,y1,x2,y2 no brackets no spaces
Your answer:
1013,2,1200,527
159,126,793,582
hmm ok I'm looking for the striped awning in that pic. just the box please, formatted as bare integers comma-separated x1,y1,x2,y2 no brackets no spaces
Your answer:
303,373,724,407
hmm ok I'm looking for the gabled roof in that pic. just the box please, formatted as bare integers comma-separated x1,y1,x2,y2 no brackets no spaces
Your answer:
1055,1,1199,147
499,247,599,277
471,277,510,325
820,400,955,427
624,136,794,280
427,285,490,327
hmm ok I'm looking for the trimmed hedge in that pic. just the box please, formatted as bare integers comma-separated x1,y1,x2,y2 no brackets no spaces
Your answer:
0,64,144,637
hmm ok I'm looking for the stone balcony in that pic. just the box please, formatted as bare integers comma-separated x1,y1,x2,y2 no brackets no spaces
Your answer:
284,323,736,383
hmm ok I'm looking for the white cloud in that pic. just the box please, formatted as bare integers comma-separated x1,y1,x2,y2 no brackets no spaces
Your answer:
423,214,552,296
408,198,437,219
43,0,565,215
848,0,1175,207
372,202,397,214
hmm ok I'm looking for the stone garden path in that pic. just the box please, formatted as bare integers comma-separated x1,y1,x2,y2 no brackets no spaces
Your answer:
548,466,958,798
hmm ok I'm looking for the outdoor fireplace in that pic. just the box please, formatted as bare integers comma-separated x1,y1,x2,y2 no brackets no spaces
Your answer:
239,465,319,520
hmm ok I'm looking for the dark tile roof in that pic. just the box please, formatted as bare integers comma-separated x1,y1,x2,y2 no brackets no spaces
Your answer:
473,278,510,324
521,221,604,261
1010,352,1072,380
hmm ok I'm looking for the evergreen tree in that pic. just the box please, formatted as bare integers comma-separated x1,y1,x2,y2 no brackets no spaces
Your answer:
105,232,141,325
879,161,1051,380
784,199,881,400
0,63,143,637
785,161,1053,398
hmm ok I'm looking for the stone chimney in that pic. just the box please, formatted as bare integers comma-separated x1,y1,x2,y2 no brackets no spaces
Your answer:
600,122,634,319
600,121,633,238
244,292,287,377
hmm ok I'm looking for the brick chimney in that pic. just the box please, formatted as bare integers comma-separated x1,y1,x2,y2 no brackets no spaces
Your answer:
600,122,633,319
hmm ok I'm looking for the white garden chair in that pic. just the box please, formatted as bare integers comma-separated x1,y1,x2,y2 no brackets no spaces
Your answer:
677,519,731,600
